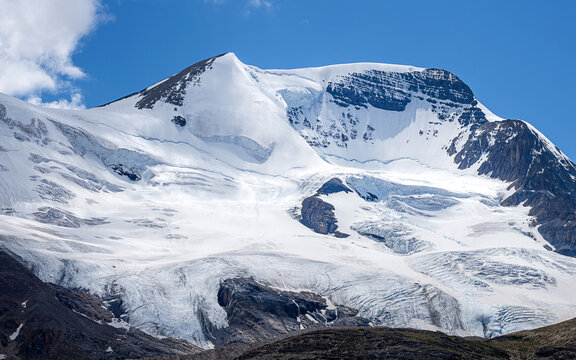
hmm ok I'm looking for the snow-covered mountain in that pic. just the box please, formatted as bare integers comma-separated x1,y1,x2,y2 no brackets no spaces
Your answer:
2,52,576,348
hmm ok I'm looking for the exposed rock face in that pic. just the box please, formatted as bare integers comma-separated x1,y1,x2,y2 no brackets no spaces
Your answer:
301,196,339,234
316,177,352,195
286,67,489,150
110,163,141,181
135,54,226,109
452,120,576,255
171,115,187,126
0,251,201,359
326,68,475,112
207,278,371,347
300,178,351,237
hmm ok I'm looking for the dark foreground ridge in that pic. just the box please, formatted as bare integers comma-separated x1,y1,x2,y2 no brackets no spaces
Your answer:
233,328,508,360
194,320,576,360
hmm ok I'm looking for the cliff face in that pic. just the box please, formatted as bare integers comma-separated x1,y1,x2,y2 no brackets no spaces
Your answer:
452,119,576,254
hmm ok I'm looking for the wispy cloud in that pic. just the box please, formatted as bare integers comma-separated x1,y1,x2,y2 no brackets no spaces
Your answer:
27,93,86,110
204,0,274,14
244,0,273,16
247,0,273,11
203,0,227,5
0,0,103,107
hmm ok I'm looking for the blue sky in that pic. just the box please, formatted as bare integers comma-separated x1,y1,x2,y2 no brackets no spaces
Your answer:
2,0,575,159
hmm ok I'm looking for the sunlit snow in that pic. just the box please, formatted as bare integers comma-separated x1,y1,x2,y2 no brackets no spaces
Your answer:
1,53,575,348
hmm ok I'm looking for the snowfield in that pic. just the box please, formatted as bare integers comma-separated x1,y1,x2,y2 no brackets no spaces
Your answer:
1,53,576,348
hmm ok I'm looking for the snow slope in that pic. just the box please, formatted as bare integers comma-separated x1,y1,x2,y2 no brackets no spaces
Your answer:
1,53,576,347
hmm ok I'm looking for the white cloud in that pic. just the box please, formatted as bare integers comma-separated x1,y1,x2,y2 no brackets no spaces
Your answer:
244,0,273,16
247,0,273,10
27,93,85,110
0,0,102,106
205,0,273,13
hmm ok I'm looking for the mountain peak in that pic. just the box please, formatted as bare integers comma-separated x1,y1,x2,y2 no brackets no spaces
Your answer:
219,51,240,61
134,53,228,110
3,53,576,350
99,53,233,109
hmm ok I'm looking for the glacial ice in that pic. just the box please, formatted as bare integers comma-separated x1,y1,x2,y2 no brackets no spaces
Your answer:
1,54,576,349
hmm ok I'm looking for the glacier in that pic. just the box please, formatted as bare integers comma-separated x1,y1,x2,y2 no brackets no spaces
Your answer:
1,52,576,348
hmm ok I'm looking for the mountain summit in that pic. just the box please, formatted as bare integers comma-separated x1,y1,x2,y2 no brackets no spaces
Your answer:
1,54,576,349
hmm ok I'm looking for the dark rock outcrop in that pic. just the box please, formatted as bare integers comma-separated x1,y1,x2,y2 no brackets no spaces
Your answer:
316,177,352,195
171,115,187,127
301,196,339,234
110,163,141,181
326,68,475,113
0,251,201,359
135,54,226,109
206,278,371,347
452,120,576,255
300,178,351,237
290,67,488,150
99,54,226,109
